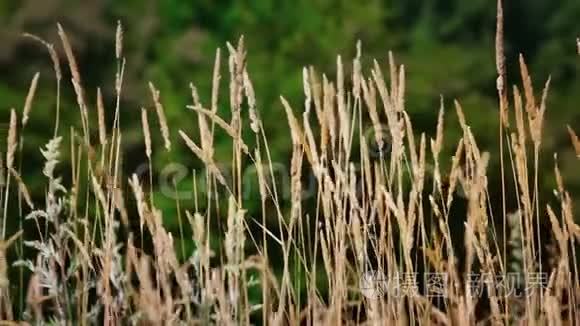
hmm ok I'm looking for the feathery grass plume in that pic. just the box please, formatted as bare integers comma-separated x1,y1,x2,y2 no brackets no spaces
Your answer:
22,34,61,81
22,33,62,136
0,231,23,287
528,76,551,146
8,168,33,209
97,88,107,146
495,0,509,127
179,130,227,186
128,173,146,235
567,126,580,157
186,105,250,155
322,75,336,153
396,65,406,112
303,109,320,175
6,109,17,170
71,78,90,138
302,69,320,171
577,38,580,55
447,138,464,208
211,48,221,113
148,82,171,151
453,99,468,132
243,69,260,133
57,23,80,82
372,60,404,164
388,51,398,99
336,55,350,152
113,187,128,226
362,77,384,151
22,72,40,127
309,67,323,124
190,83,213,157
115,20,123,60
141,107,152,159
518,55,537,118
303,67,312,111
513,86,527,149
224,195,246,266
353,42,362,99
280,96,315,168
433,96,445,156
546,205,567,255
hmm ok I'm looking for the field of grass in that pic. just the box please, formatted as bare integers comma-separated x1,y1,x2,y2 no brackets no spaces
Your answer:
0,2,579,325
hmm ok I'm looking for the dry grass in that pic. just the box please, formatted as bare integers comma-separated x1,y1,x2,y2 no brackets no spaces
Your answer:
0,1,579,325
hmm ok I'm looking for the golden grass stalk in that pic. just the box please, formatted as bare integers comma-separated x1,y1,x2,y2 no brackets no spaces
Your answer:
141,107,152,159
211,48,221,113
148,82,172,151
57,23,81,85
7,168,33,209
115,20,123,60
566,125,580,158
243,69,260,133
22,33,62,136
97,88,107,146
178,130,227,187
496,0,509,128
21,72,40,127
6,110,17,171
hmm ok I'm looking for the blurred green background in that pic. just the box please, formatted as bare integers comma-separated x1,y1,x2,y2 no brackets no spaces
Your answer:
0,0,579,274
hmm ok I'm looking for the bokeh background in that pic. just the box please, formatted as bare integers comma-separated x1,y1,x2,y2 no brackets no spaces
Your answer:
0,0,579,288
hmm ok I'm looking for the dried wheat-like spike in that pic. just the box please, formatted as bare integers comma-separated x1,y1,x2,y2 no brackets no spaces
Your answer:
179,130,227,187
396,64,406,112
530,76,551,145
128,174,147,233
303,67,312,112
336,55,350,150
496,0,509,127
141,107,152,159
22,72,40,127
113,187,128,226
243,69,260,133
518,55,537,118
211,48,221,113
280,96,315,167
577,38,580,55
322,75,335,152
280,96,303,146
447,138,464,208
97,88,107,145
57,23,82,85
309,67,323,124
190,83,213,157
388,51,398,99
0,230,23,294
362,77,384,151
433,96,445,156
148,82,171,151
186,105,249,154
453,99,468,132
567,125,580,158
8,168,33,209
352,41,362,100
22,33,61,81
546,205,566,252
513,86,527,148
6,109,17,170
115,20,123,59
